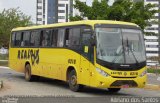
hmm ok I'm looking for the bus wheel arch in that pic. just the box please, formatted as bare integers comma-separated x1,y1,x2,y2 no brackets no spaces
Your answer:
24,62,39,82
66,66,75,82
25,61,30,68
66,66,83,92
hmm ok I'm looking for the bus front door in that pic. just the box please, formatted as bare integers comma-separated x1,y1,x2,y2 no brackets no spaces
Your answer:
80,33,91,86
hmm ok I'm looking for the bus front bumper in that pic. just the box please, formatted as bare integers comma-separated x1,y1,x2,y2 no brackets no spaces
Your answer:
91,74,147,89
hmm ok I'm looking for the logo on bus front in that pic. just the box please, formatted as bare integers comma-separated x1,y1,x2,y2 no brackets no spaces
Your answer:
111,71,138,76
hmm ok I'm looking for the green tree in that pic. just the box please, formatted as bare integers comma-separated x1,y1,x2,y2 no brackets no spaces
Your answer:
70,0,158,32
0,8,32,47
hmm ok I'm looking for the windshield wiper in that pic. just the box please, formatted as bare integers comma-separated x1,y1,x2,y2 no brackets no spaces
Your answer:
126,38,139,65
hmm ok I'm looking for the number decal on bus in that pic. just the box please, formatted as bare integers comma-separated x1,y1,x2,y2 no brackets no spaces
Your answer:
68,59,76,64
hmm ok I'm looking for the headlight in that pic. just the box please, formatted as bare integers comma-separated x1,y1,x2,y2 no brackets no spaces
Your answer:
139,70,147,77
96,68,109,77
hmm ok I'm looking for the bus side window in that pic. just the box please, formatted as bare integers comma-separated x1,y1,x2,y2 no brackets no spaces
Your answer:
22,31,30,46
11,32,16,47
65,28,70,47
51,29,58,47
30,31,40,47
67,28,81,50
40,29,52,47
15,32,22,47
57,29,65,47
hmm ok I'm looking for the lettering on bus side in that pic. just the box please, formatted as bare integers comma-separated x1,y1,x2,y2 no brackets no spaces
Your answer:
68,59,76,64
17,49,39,65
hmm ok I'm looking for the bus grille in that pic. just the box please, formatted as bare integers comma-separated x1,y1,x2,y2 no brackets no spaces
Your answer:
110,80,138,87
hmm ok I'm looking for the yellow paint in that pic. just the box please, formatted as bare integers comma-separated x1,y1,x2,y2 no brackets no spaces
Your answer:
9,20,146,89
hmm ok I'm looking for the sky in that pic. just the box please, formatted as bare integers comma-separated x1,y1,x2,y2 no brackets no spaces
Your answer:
0,0,113,23
0,0,36,23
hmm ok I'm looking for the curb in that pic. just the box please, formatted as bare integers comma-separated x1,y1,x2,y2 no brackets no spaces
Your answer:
144,84,160,90
0,66,9,69
0,81,3,89
0,60,8,61
147,73,160,76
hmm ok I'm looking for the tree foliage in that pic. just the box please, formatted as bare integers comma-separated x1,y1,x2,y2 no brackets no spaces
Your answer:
0,8,32,47
70,0,158,32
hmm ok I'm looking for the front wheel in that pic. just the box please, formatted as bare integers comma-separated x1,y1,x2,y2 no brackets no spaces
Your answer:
25,64,39,82
68,70,83,92
108,88,121,93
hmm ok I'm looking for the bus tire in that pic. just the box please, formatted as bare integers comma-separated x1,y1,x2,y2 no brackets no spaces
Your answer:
68,69,83,92
25,64,39,82
108,88,121,93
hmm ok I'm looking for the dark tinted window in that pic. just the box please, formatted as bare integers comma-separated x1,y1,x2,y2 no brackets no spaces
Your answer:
57,29,65,47
67,28,81,50
11,32,16,46
51,29,58,47
15,32,22,46
30,31,40,47
58,4,65,7
41,30,52,47
65,28,81,50
21,31,30,46
65,28,70,46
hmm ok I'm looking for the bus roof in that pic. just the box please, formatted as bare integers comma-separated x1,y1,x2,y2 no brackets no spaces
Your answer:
12,20,139,31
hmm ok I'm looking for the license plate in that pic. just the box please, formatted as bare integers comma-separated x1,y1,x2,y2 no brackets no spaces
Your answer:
121,84,129,88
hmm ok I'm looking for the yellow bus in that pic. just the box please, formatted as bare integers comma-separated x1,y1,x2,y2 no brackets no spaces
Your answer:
9,20,147,92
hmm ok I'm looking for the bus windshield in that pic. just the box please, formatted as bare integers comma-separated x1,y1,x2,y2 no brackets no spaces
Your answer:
96,27,146,64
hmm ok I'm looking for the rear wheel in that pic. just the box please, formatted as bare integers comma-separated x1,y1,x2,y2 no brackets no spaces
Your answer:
25,64,39,82
108,88,121,93
68,70,83,92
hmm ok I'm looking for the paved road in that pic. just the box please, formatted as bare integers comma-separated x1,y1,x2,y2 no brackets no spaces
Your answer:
147,73,160,85
0,67,160,97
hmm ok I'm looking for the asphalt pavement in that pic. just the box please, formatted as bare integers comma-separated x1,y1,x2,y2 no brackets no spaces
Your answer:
147,73,160,85
0,67,160,98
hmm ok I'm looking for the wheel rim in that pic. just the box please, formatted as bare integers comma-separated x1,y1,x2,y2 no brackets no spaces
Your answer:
70,75,77,86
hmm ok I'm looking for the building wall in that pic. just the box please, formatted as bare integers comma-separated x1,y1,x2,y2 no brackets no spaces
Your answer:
36,0,87,25
145,36,159,66
144,0,159,35
36,0,43,24
58,0,70,23
47,0,58,24
144,0,160,66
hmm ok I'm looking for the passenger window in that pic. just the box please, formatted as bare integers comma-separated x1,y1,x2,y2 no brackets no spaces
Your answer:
15,32,22,46
65,28,81,50
11,32,16,46
41,30,52,47
51,29,58,47
65,28,70,46
30,31,40,47
22,31,30,46
71,28,81,46
57,29,65,47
